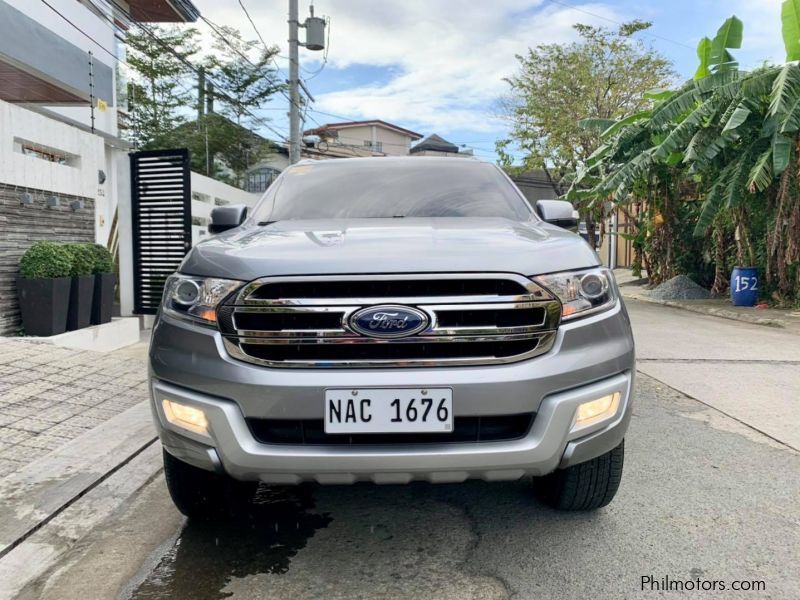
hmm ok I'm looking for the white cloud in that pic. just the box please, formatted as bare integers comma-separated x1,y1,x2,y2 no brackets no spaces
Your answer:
192,0,626,137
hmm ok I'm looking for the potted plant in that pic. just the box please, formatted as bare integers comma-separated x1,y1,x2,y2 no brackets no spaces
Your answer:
17,241,73,336
87,243,116,325
65,243,96,331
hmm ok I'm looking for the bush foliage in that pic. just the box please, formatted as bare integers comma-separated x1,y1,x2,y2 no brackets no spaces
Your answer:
19,242,73,280
64,243,96,277
87,243,114,274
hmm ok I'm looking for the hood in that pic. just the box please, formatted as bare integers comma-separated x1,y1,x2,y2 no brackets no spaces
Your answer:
180,218,600,280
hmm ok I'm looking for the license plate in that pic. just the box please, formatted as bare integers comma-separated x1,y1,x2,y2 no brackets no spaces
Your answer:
324,388,453,434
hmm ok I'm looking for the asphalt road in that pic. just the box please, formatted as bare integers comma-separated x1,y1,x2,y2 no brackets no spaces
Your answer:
21,301,800,600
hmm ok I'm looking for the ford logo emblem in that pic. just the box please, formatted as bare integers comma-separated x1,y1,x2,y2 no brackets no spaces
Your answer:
348,305,429,339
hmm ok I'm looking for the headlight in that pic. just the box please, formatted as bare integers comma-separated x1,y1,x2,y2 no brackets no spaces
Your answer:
533,267,617,321
161,274,242,326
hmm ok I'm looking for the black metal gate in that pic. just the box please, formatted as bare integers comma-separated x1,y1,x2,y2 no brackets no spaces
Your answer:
130,149,192,314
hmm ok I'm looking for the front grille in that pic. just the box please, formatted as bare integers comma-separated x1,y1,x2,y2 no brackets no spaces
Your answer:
220,274,561,368
247,278,528,300
246,413,535,445
240,338,541,362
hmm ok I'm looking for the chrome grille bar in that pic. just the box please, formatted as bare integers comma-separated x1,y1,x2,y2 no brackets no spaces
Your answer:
219,273,561,368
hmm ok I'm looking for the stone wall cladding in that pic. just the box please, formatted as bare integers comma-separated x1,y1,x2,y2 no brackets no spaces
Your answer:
0,183,94,335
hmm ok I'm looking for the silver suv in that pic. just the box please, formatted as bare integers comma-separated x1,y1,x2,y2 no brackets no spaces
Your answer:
149,157,634,519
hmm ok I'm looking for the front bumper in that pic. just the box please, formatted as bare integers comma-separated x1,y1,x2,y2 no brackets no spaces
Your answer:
149,301,635,484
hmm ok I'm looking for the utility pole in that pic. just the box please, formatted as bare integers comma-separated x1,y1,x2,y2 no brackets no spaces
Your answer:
288,0,301,164
288,1,326,164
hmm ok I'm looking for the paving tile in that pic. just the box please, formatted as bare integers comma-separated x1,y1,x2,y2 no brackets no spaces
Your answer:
44,422,91,440
1,443,48,463
18,433,68,451
8,418,55,434
0,413,21,427
88,407,124,420
36,405,85,424
0,458,25,478
0,427,31,445
22,397,57,410
0,337,149,471
3,403,43,418
64,414,107,430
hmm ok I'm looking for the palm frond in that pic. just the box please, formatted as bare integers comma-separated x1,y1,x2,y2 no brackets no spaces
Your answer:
780,94,800,133
772,132,793,174
654,98,716,159
721,103,751,132
693,177,728,236
579,118,617,132
768,63,800,117
600,111,652,139
596,148,656,200
782,0,800,61
747,148,774,192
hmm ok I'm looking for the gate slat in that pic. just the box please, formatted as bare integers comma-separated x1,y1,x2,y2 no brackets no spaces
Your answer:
130,149,191,315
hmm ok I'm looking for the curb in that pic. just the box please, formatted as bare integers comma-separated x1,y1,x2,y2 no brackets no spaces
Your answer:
620,292,786,328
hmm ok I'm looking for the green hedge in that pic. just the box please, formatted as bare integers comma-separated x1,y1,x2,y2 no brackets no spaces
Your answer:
19,241,73,279
86,243,114,274
64,243,95,277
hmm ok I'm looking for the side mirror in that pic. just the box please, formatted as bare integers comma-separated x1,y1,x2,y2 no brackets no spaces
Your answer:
209,205,248,234
535,200,579,231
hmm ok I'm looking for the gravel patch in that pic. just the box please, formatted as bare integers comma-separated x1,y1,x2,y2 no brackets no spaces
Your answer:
646,275,711,300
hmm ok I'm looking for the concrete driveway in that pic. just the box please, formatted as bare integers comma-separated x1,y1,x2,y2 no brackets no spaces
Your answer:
6,300,799,600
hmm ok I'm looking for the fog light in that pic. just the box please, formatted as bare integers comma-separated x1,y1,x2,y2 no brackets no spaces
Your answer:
162,399,208,435
575,392,620,427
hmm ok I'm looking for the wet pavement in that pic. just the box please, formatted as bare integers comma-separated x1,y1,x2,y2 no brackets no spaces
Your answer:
124,374,800,600
132,486,332,600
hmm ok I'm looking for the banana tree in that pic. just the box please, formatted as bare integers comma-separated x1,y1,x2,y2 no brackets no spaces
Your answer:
571,7,800,302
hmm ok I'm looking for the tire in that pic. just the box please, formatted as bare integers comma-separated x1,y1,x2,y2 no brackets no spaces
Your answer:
162,450,255,521
533,440,624,510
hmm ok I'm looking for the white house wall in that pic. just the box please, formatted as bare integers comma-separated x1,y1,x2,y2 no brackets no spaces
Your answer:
332,126,413,156
189,172,260,245
0,99,106,201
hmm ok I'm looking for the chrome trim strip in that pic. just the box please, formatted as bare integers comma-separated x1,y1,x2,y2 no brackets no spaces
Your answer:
222,332,557,369
233,324,550,339
234,332,545,345
241,294,541,306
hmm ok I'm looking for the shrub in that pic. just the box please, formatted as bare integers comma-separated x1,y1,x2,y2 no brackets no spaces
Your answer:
64,243,95,277
19,241,73,279
86,243,114,274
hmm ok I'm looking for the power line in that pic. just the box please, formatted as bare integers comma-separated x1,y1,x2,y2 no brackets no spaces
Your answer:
237,0,274,60
202,11,304,115
541,0,695,51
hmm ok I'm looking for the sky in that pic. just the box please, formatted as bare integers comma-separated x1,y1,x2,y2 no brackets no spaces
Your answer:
190,0,787,162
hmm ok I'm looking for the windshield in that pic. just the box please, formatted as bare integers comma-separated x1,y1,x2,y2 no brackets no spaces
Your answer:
251,159,532,222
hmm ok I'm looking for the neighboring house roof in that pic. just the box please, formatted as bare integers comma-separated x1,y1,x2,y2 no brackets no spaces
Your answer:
304,120,423,141
410,134,459,154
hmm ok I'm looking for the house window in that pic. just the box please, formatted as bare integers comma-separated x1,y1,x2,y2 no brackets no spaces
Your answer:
363,140,383,152
22,145,68,164
14,138,79,167
246,167,281,193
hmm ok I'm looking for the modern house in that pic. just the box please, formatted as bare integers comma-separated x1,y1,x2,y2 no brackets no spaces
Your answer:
243,119,426,194
303,120,423,157
0,0,201,335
